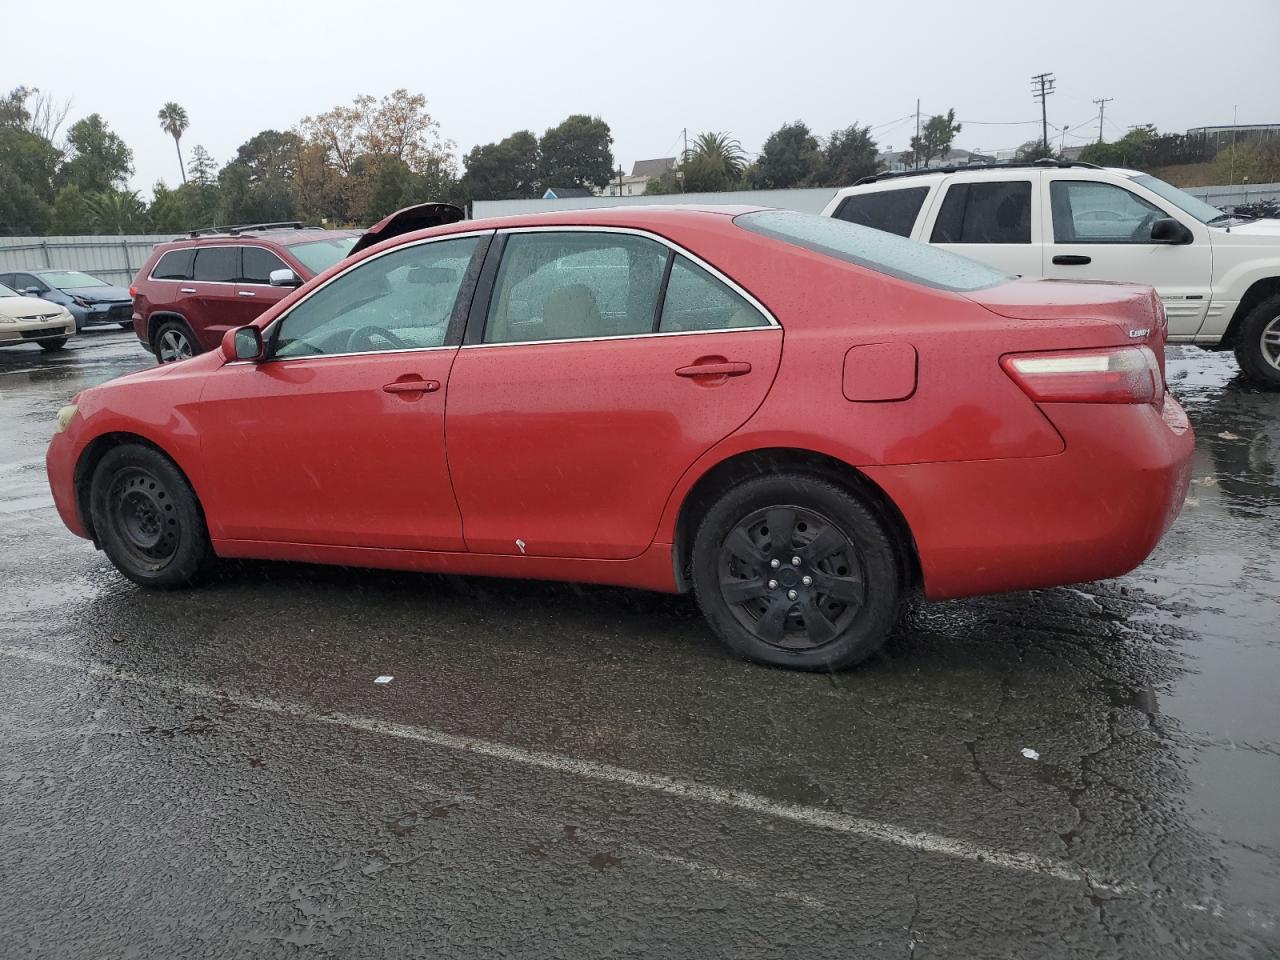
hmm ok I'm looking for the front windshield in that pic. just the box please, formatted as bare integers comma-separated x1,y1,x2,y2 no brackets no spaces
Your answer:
0,283,17,297
289,236,358,275
1132,174,1225,224
40,270,107,289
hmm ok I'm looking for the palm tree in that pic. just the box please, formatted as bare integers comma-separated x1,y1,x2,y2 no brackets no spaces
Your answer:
690,131,746,181
87,189,146,235
158,102,190,184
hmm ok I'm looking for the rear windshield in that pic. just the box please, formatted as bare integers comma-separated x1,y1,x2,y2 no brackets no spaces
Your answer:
290,237,358,275
735,209,1010,293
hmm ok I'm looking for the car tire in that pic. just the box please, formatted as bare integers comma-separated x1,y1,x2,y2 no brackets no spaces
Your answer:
38,338,68,352
1233,293,1280,390
691,474,903,671
118,321,132,329
153,319,198,364
90,444,214,589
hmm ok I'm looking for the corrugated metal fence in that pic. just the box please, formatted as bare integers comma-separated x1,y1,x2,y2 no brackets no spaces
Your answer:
1184,182,1280,209
0,235,177,287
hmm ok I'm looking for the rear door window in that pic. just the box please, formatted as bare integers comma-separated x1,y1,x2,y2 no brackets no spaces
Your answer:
241,247,289,284
831,187,929,238
152,249,194,280
192,247,240,283
930,181,1032,244
658,255,767,332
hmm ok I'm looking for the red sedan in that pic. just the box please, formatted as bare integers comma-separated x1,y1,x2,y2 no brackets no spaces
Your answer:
46,206,1193,670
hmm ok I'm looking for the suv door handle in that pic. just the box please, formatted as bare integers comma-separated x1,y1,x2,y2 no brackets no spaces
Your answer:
237,290,256,297
675,361,752,378
179,287,196,293
1052,255,1092,266
382,379,440,395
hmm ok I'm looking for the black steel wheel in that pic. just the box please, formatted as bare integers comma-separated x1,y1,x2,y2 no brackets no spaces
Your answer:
692,474,903,670
90,444,214,588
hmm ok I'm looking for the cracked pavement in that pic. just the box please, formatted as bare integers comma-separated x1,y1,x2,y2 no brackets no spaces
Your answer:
0,331,1277,957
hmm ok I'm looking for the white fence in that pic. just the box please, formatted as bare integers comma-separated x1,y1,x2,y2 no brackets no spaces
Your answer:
473,187,840,219
0,235,178,288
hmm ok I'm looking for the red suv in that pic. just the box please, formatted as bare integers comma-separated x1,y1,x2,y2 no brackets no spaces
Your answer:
130,222,361,363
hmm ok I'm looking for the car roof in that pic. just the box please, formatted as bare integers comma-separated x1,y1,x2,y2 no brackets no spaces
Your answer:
832,161,1142,198
155,227,359,252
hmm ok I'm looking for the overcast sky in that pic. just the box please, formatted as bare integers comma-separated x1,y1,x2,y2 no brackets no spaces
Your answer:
9,0,1279,198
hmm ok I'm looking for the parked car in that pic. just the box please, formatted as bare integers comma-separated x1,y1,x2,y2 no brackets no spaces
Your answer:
822,159,1280,388
0,269,132,332
47,206,1193,671
0,281,77,351
130,221,364,363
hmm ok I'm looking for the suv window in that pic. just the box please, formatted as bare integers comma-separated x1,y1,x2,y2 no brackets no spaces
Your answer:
241,247,289,284
192,247,240,283
735,210,1009,293
484,232,667,344
1050,180,1167,243
273,237,480,358
832,187,929,238
659,255,767,332
930,181,1031,244
152,249,194,280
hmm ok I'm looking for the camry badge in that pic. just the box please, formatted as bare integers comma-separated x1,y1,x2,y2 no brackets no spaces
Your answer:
1129,329,1150,338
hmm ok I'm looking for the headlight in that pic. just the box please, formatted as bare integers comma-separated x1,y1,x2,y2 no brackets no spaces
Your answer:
55,404,78,433
72,296,90,307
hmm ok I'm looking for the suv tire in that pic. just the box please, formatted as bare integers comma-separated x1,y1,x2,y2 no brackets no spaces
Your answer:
1233,293,1280,390
154,319,198,364
691,474,903,671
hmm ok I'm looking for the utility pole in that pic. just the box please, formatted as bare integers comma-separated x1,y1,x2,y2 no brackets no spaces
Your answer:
1093,97,1112,143
1031,72,1056,153
1230,105,1238,186
915,98,921,169
617,163,624,197
682,127,688,163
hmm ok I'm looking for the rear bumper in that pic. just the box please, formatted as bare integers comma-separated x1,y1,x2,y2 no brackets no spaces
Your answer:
866,394,1195,600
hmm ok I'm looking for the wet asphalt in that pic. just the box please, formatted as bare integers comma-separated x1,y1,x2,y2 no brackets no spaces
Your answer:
0,330,1277,959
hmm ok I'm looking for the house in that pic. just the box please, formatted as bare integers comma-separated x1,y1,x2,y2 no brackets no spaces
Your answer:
598,157,678,197
542,186,594,200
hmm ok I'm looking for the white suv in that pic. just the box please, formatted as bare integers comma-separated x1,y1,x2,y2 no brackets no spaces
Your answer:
821,160,1280,387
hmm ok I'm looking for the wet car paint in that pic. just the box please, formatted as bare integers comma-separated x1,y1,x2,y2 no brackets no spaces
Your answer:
1,331,1277,957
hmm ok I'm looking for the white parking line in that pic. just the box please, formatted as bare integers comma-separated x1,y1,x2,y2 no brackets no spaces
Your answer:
0,642,1124,893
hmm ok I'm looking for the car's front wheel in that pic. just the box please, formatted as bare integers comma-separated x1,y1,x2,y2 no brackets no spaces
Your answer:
154,320,197,364
89,444,214,588
38,338,67,352
691,474,904,671
1234,293,1280,390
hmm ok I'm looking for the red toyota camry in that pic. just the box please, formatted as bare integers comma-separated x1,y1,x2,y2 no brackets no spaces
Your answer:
46,205,1193,670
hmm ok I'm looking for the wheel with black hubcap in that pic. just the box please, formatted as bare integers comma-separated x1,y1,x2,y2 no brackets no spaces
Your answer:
154,320,196,364
1234,293,1280,390
692,474,903,671
90,444,214,588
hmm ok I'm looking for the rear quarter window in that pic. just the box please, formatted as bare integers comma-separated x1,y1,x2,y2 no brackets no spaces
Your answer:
831,187,929,238
736,209,1009,293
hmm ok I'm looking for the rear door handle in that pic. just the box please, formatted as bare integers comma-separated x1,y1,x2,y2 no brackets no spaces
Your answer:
237,290,256,297
179,287,196,294
1052,255,1092,266
382,379,440,395
675,361,752,378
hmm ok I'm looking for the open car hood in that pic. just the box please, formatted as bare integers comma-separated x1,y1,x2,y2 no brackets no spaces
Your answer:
350,202,466,256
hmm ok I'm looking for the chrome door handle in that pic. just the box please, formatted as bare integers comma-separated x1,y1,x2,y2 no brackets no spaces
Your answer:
237,290,256,297
179,287,196,293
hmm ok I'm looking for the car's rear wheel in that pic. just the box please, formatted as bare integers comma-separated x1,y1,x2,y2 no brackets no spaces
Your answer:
1233,294,1280,390
154,320,196,364
691,474,903,671
38,338,67,352
90,444,214,588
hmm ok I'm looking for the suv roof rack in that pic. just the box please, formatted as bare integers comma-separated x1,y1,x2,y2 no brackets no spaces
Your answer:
187,221,309,238
853,158,1102,186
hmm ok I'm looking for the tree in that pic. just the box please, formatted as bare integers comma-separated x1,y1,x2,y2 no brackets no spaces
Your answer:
147,182,187,233
756,121,821,188
0,123,59,234
86,189,146,235
907,109,961,168
819,124,881,186
51,185,95,234
59,114,133,194
538,114,613,191
1014,140,1056,162
187,144,218,185
461,130,540,201
689,131,746,181
678,153,733,192
0,86,70,140
158,103,190,184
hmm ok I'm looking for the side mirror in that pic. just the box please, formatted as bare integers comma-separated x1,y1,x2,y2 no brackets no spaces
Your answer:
221,325,264,362
1151,218,1193,245
21,287,42,297
268,268,302,288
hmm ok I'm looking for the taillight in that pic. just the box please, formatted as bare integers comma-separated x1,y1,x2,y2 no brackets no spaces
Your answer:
1002,346,1163,405
129,286,137,299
